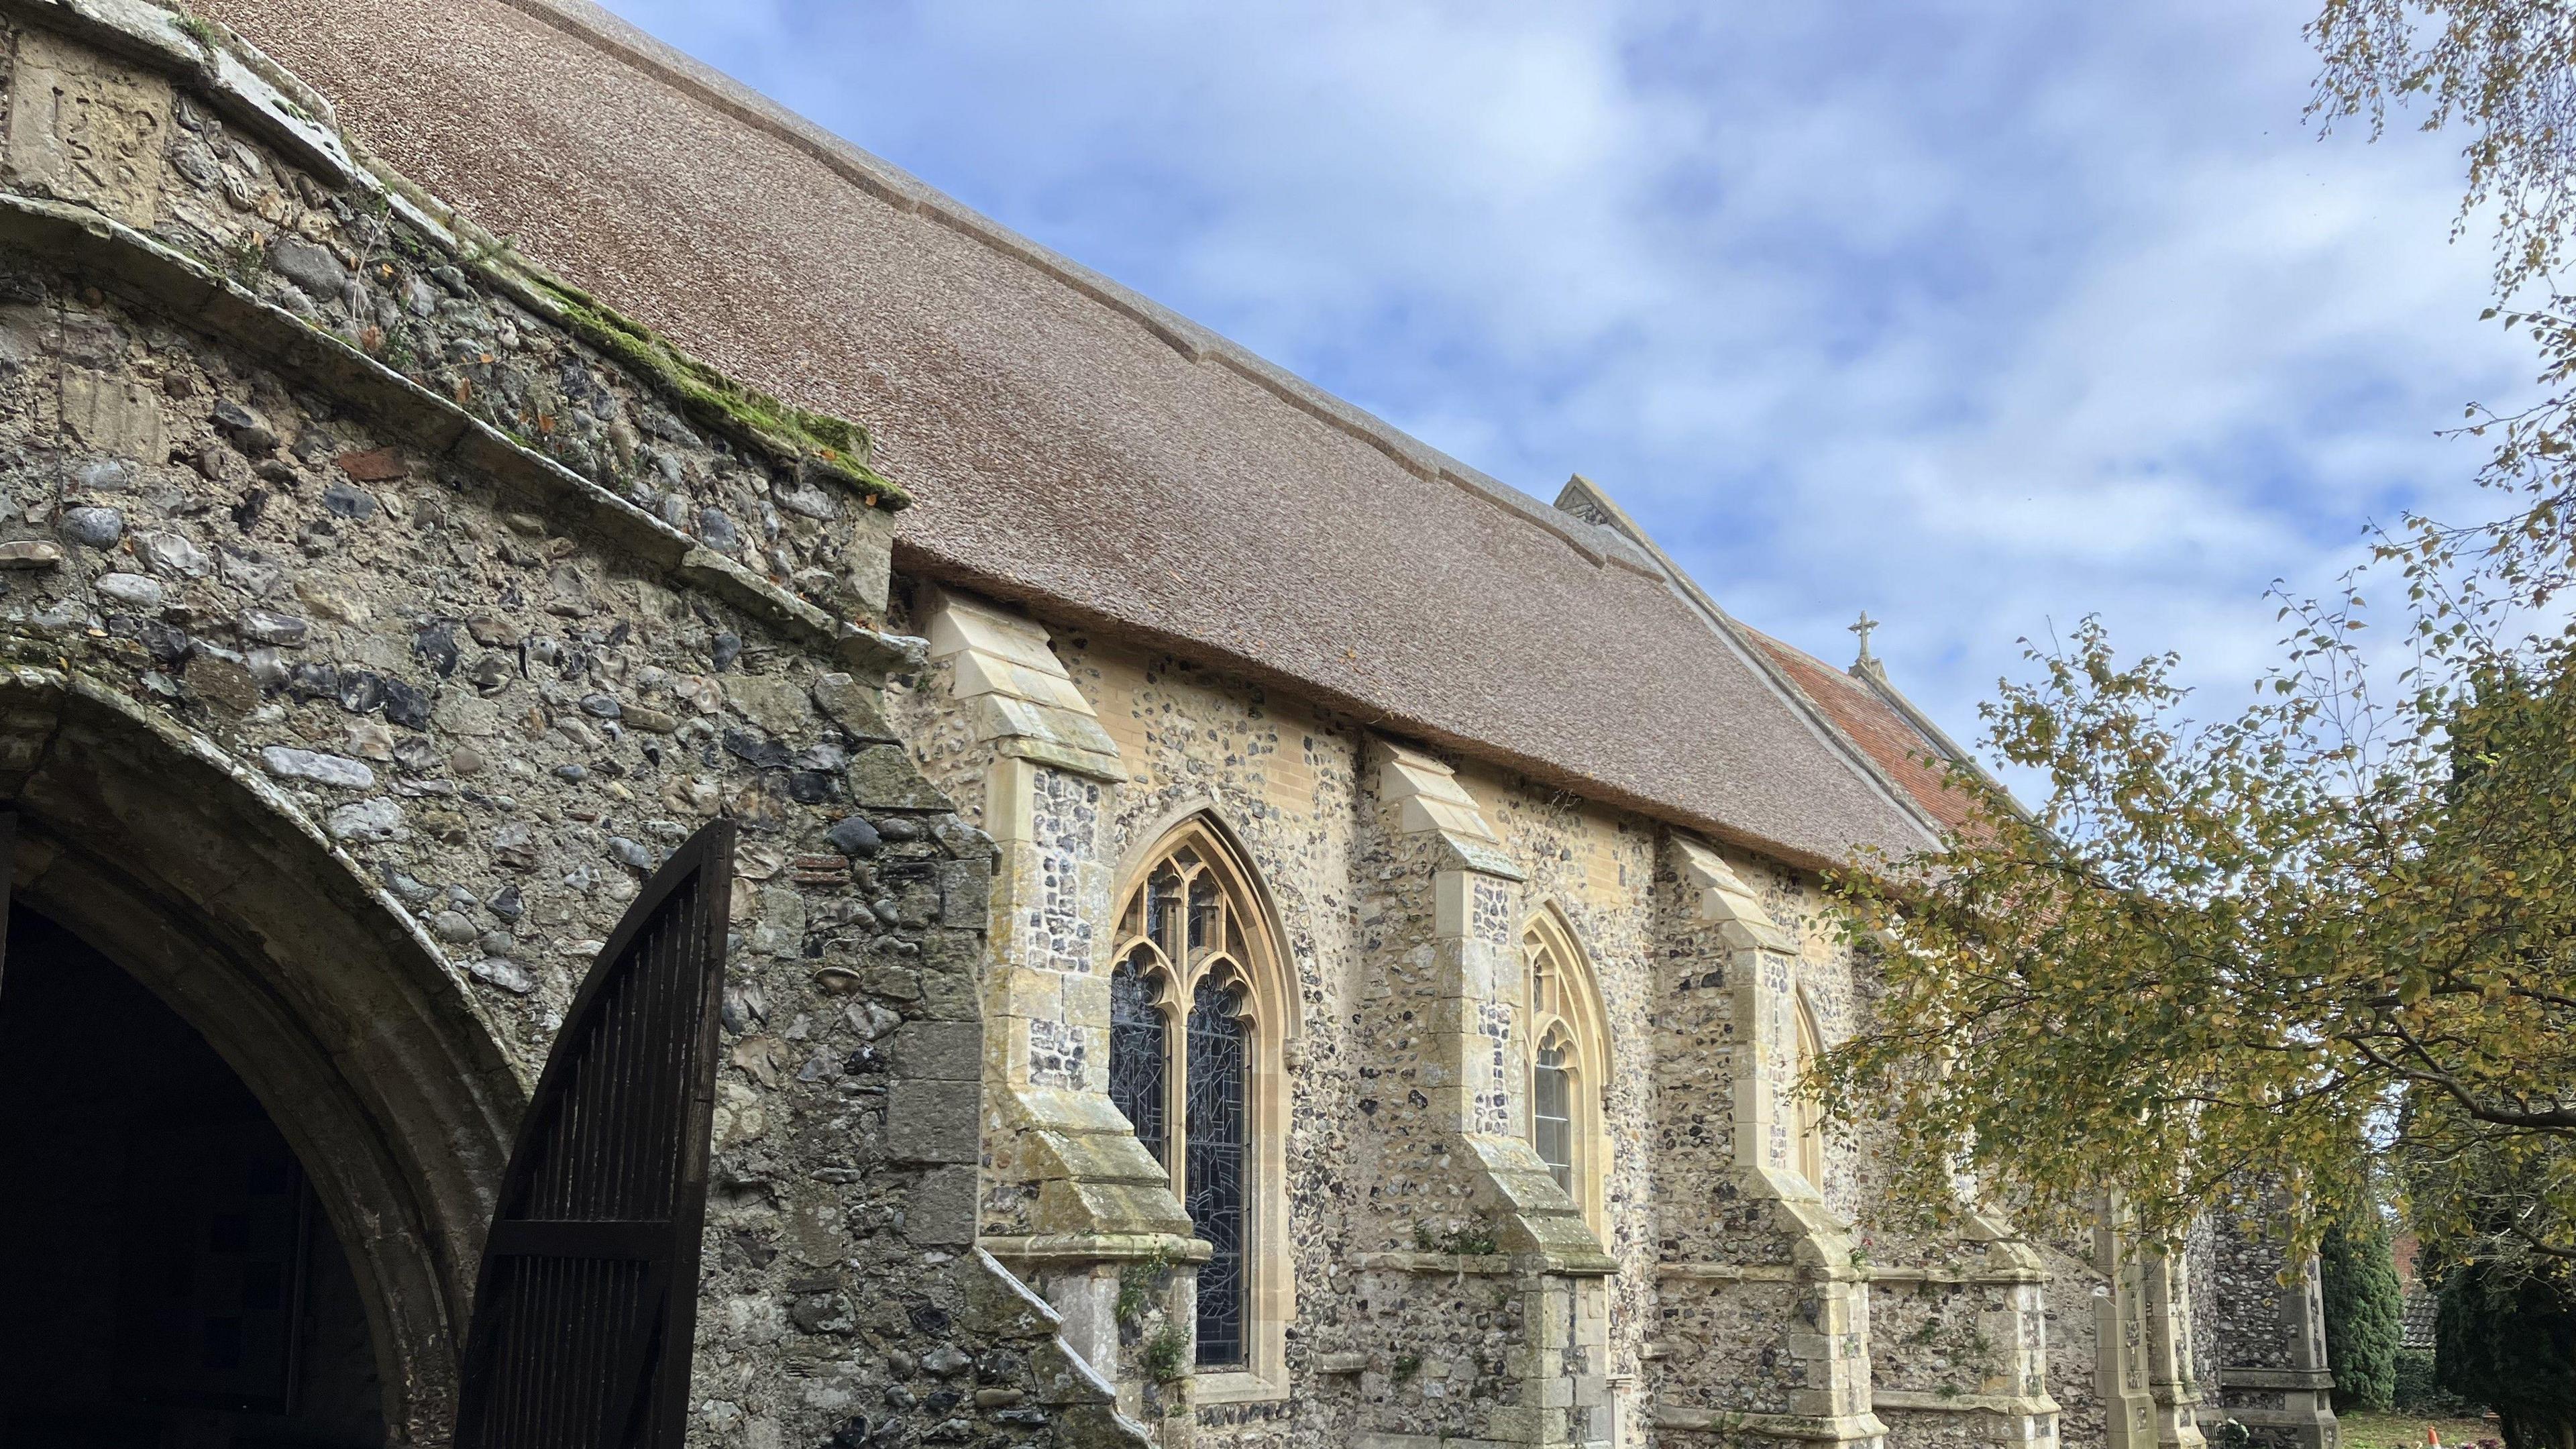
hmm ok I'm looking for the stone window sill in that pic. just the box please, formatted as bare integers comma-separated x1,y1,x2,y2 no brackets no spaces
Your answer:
1193,1368,1287,1405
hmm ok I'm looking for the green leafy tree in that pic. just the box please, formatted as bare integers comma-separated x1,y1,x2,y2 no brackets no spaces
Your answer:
2312,0,2576,297
1810,0,2576,1268
1815,610,2576,1255
2322,1200,2405,1410
2434,1256,2576,1448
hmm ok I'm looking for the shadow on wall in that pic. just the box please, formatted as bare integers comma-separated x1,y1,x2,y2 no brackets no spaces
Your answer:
0,908,384,1448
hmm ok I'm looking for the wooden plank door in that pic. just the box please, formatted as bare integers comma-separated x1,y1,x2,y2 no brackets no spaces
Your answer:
453,818,735,1449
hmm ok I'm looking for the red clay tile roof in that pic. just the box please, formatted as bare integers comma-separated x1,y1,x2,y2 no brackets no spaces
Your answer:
1747,633,1982,838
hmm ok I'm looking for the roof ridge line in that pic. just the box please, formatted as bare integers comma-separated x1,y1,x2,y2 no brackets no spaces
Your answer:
1748,622,2026,829
1847,659,2019,809
489,0,1635,578
1548,476,1942,847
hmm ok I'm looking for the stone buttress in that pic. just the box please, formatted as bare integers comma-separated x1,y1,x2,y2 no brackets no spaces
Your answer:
2206,1211,2335,1449
1862,1208,2057,1449
1646,836,1882,1449
902,584,1209,1436
1348,741,1617,1449
2080,1206,2212,1449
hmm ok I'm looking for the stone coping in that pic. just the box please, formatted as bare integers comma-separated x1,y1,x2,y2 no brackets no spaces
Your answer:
1354,1249,1615,1278
1872,1389,2063,1416
1650,1405,1892,1442
2216,1366,2337,1391
9,0,901,504
0,190,922,679
979,1233,1214,1268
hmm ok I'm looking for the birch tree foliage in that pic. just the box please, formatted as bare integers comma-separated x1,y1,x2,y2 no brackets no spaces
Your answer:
1816,552,2576,1258
1812,0,2576,1262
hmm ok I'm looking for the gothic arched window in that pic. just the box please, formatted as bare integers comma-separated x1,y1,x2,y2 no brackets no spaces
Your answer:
1794,990,1827,1190
1105,819,1291,1395
1523,909,1612,1234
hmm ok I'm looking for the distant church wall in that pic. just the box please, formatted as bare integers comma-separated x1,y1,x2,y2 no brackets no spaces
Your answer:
880,585,2069,1449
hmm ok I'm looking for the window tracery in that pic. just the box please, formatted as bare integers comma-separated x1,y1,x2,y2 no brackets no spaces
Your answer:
1521,908,1611,1233
1104,820,1287,1385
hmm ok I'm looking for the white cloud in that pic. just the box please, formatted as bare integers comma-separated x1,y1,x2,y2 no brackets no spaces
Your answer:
601,0,2530,790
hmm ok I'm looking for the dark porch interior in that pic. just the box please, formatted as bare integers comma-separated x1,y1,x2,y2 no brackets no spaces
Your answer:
0,909,383,1448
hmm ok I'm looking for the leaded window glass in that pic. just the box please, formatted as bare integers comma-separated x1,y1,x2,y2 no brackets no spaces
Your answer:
1522,911,1609,1233
1185,979,1248,1368
1106,822,1275,1377
1109,953,1168,1166
1533,1035,1573,1192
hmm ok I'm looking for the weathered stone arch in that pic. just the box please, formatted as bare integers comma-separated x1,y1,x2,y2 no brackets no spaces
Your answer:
0,669,522,1447
1521,899,1614,1230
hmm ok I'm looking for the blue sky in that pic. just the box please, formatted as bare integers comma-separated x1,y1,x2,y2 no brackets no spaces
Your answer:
597,0,2526,764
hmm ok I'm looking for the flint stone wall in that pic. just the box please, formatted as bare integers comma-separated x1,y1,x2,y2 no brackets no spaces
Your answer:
0,6,1140,1447
0,7,2333,1449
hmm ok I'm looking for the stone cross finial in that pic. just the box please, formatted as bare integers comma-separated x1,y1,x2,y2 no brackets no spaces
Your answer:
1849,611,1878,667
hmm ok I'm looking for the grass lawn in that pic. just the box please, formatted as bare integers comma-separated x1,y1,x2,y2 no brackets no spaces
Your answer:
2335,1409,2500,1449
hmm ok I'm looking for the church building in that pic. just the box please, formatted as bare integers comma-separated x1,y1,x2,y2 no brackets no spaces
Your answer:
0,1,2336,1446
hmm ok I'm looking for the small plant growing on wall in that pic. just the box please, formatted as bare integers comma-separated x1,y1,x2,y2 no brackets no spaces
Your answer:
221,232,265,289
1116,1248,1172,1326
1391,1353,1422,1384
1412,1218,1501,1256
1144,1325,1189,1383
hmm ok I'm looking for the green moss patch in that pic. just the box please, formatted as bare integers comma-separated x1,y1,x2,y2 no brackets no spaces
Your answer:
525,276,906,508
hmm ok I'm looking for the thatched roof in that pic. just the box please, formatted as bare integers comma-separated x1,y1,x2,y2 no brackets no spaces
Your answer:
206,0,1943,867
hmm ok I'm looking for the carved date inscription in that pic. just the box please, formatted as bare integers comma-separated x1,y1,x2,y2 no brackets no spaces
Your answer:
5,27,170,226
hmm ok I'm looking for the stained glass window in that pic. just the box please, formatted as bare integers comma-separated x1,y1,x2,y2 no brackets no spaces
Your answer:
1109,953,1168,1167
1186,979,1248,1368
1107,822,1273,1377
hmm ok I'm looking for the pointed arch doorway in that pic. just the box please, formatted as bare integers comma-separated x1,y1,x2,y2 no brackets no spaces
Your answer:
0,679,526,1447
0,906,390,1446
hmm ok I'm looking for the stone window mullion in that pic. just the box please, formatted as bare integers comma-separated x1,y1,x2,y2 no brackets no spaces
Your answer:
1165,987,1189,1200
1103,817,1294,1396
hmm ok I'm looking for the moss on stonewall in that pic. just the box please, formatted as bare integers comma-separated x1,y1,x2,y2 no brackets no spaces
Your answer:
525,276,907,508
